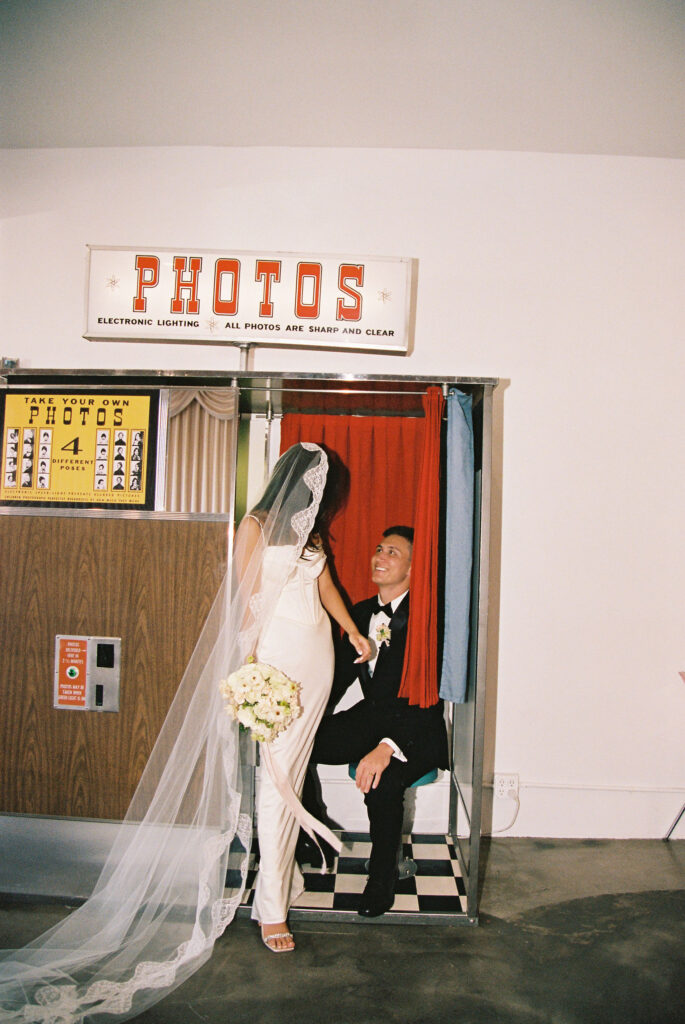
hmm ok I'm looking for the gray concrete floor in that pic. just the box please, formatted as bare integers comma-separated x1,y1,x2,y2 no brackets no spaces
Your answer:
1,838,684,1023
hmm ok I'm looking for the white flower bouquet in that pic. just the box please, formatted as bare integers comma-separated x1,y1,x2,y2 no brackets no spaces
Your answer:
219,658,301,743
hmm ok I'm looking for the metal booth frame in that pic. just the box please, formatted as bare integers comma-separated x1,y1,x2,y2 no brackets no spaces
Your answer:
0,369,497,926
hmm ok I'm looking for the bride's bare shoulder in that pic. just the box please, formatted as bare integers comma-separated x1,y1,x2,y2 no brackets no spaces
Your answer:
237,513,265,542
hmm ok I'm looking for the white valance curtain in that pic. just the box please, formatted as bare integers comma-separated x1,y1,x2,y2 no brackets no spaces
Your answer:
165,388,239,514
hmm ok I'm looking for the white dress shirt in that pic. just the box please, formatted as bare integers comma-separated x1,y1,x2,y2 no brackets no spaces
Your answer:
368,590,409,762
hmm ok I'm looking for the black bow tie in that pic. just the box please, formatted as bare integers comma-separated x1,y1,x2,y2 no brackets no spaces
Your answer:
376,600,394,618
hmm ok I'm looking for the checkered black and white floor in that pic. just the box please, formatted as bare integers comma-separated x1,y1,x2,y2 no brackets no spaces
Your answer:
236,832,468,922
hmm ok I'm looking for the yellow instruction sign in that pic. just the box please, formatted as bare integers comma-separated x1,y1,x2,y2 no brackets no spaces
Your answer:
1,391,158,507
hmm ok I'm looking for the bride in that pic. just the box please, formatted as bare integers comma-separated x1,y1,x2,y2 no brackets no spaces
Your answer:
237,443,370,952
0,442,367,1019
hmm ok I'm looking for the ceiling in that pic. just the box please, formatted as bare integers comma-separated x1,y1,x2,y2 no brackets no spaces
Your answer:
1,0,684,158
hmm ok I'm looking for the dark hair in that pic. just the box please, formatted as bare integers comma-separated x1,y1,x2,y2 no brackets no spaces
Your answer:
312,447,349,546
383,525,414,546
251,445,318,513
249,443,349,550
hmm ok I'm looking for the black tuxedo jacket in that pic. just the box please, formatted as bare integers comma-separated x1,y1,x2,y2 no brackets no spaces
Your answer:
333,594,449,773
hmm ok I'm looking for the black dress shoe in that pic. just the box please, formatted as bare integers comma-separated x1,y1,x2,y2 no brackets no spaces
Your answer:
295,834,337,871
357,875,397,918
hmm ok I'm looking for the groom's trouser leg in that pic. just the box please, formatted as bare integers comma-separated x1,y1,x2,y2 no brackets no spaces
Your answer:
310,706,409,886
365,755,439,885
310,704,381,765
364,759,406,885
299,706,378,842
300,765,321,820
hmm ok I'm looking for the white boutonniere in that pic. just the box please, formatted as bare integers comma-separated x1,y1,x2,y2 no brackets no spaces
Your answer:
375,623,392,648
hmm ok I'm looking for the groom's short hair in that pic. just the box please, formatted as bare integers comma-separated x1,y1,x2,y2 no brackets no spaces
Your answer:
382,525,414,548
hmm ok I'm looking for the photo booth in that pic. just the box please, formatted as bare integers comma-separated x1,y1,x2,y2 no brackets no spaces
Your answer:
0,369,496,924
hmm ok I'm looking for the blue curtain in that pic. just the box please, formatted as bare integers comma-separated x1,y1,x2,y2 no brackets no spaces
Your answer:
439,389,474,703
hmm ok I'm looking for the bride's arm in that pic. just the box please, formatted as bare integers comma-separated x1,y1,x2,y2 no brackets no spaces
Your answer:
234,515,263,578
317,564,372,663
234,515,264,658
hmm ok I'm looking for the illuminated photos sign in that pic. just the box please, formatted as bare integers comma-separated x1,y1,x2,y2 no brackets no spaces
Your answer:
85,246,414,353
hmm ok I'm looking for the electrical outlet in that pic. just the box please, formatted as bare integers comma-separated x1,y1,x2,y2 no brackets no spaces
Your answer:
494,773,519,799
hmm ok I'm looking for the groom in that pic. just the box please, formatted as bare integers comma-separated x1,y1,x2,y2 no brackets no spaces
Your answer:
308,525,448,917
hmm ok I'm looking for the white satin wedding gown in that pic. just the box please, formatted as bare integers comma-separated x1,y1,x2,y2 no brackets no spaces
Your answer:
250,542,335,925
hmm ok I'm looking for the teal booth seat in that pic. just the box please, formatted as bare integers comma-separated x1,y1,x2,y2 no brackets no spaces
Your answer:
348,764,438,787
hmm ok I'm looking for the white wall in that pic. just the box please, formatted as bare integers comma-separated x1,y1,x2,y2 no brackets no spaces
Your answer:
1,145,684,837
3,0,684,157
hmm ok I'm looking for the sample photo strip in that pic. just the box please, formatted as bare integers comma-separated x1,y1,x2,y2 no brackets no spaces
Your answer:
112,429,127,490
129,430,144,491
21,429,35,487
94,428,110,491
36,428,52,487
4,428,20,487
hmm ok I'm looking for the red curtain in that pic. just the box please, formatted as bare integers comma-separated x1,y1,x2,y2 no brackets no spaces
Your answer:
280,413,423,605
397,387,444,707
280,389,443,707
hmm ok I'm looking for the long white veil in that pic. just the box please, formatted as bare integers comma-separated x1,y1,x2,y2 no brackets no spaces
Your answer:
0,443,329,1023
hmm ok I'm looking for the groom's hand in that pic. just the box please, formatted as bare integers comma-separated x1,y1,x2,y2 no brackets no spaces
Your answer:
355,742,393,793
